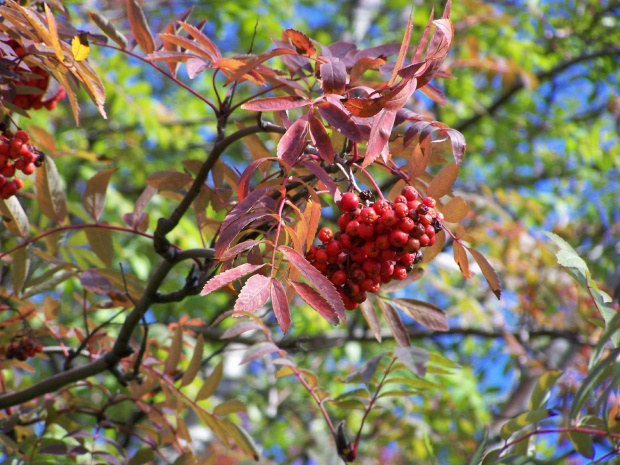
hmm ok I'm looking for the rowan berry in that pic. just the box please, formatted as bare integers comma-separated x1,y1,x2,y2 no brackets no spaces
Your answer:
343,281,360,297
332,270,348,286
359,190,374,202
380,249,397,261
341,192,359,212
340,233,353,249
423,197,436,208
338,213,351,231
394,195,407,204
425,224,436,237
362,241,380,258
394,203,409,218
431,218,443,232
376,234,391,250
360,278,374,292
318,227,333,242
380,260,394,276
360,207,378,224
418,234,430,247
12,177,23,189
350,247,367,263
326,240,342,257
315,249,328,263
419,213,433,226
362,258,381,277
398,217,415,233
357,222,375,240
400,253,415,266
345,220,360,236
373,200,390,215
393,264,407,280
381,209,398,227
404,238,421,253
402,186,417,201
14,130,29,142
389,229,409,247
428,236,436,246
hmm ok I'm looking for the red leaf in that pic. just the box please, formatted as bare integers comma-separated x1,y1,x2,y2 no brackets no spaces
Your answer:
412,8,435,62
468,248,502,299
219,240,264,261
290,281,339,326
178,21,221,60
278,246,345,321
277,117,308,165
362,109,396,168
201,263,266,296
284,29,316,55
241,96,311,112
214,212,268,258
378,78,417,112
350,57,386,84
271,278,291,334
80,270,112,294
308,114,335,164
299,161,338,196
237,158,281,201
224,48,298,85
419,82,447,106
221,186,272,231
320,61,346,95
377,298,410,347
316,101,363,143
387,10,414,86
446,128,466,165
342,97,383,118
234,274,271,314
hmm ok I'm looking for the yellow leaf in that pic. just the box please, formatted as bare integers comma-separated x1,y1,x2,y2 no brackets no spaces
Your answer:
71,34,90,61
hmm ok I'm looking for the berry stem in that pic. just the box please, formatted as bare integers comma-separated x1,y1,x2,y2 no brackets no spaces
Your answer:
351,163,384,200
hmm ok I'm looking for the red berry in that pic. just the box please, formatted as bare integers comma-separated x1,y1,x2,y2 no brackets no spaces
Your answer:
423,197,436,208
380,260,394,276
332,270,348,286
425,224,435,237
376,234,391,250
315,249,328,263
9,140,22,159
360,207,378,224
1,182,17,199
313,261,328,273
362,258,381,277
341,192,360,212
325,240,342,257
393,265,407,280
373,200,391,215
428,236,436,246
350,247,367,263
436,212,444,222
318,227,333,243
411,223,425,238
337,214,350,231
400,253,415,266
402,186,417,201
398,217,415,233
0,175,5,187
419,213,432,226
344,281,360,296
340,233,353,249
407,200,421,212
362,241,380,258
344,300,359,311
357,222,375,240
381,209,398,227
14,159,25,171
389,229,409,247
22,151,36,164
14,130,29,142
394,195,407,204
345,220,360,236
380,249,397,261
12,177,24,189
3,163,15,178
419,234,430,247
35,344,43,353
360,278,374,292
394,203,408,219
404,238,421,253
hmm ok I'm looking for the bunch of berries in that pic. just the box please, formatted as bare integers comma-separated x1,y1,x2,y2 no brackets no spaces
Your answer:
0,130,44,199
5,337,43,361
2,40,66,111
305,187,444,310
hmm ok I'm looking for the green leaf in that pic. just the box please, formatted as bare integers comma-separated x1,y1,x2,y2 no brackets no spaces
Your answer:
0,196,30,239
500,408,555,439
196,360,223,401
568,430,594,459
220,419,260,461
36,156,67,224
529,371,562,409
213,399,247,416
128,448,155,465
12,246,29,295
384,377,440,389
468,432,488,465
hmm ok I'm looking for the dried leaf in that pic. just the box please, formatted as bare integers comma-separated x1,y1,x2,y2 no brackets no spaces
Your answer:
12,246,29,295
126,0,155,53
36,156,67,224
180,334,204,387
441,196,469,223
468,248,501,299
426,162,459,198
44,4,64,62
360,298,382,342
453,241,471,278
271,278,291,334
84,168,116,222
422,228,445,263
201,263,265,296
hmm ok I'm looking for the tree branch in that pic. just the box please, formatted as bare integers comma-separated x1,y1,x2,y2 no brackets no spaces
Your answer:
455,47,620,132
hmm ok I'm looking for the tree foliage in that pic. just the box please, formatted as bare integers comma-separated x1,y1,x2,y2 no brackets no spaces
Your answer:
0,0,618,464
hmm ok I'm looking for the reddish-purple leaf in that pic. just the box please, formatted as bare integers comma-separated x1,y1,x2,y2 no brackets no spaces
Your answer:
350,57,386,84
234,274,271,313
80,270,112,294
201,263,265,296
446,128,466,165
419,82,447,106
388,10,414,86
279,246,345,320
377,298,410,347
219,240,264,261
222,186,272,231
329,41,357,58
378,79,417,112
178,21,221,60
271,278,291,334
146,170,192,191
241,96,311,112
290,281,339,326
130,185,157,229
308,114,335,164
342,97,383,118
186,57,209,79
237,157,281,201
389,298,449,331
240,342,283,365
127,0,155,54
316,101,363,143
300,161,338,196
38,443,69,456
220,321,266,339
277,117,308,165
284,29,316,55
320,61,346,95
224,48,298,85
83,168,116,222
468,247,502,300
360,298,382,342
214,211,268,258
354,43,404,61
413,8,435,62
394,346,429,377
362,109,396,168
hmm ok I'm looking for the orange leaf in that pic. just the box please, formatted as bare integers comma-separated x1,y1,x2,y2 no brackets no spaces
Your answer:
126,0,155,54
426,162,459,198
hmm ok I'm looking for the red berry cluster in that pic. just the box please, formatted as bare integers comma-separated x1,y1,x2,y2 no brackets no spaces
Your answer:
2,40,66,111
0,130,43,199
5,337,43,361
306,187,444,310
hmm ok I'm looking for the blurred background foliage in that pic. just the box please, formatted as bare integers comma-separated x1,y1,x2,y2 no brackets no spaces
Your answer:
3,0,619,463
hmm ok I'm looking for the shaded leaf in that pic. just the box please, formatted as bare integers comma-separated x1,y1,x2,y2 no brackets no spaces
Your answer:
469,248,502,299
360,298,382,342
127,0,155,53
290,281,339,325
377,298,410,347
500,408,554,439
85,227,114,267
128,448,155,465
426,162,459,198
146,170,192,191
180,334,204,387
12,246,29,295
453,241,471,278
394,346,429,377
89,12,128,49
284,29,316,55
220,322,265,339
308,113,335,163
529,370,562,410
195,360,223,401
389,298,449,331
277,117,308,165
362,109,396,168
164,325,183,375
240,342,283,365
44,4,64,62
213,399,246,416
568,431,593,459
316,101,363,143
0,196,30,239
342,97,383,118
220,420,260,461
84,168,116,222
441,196,469,223
36,156,67,224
